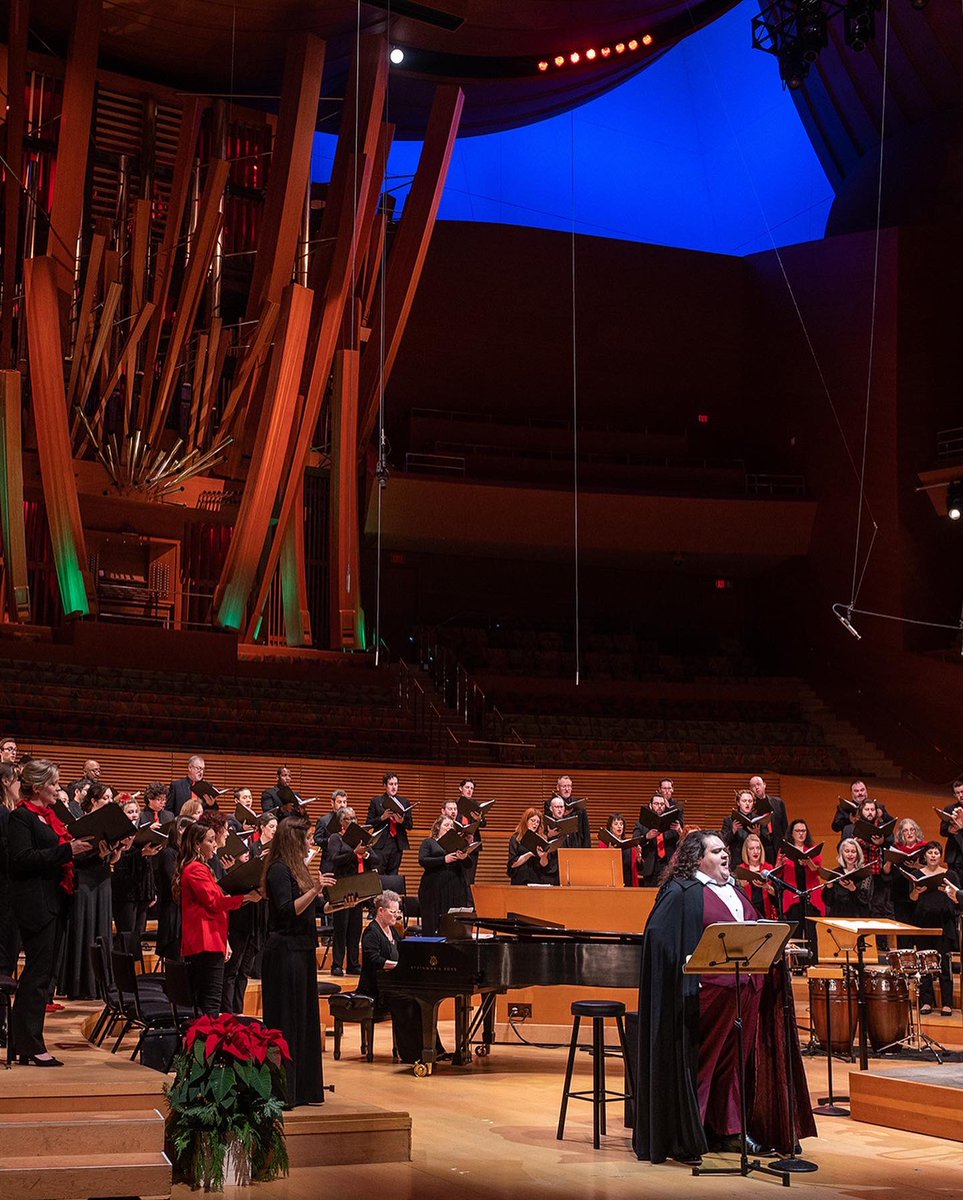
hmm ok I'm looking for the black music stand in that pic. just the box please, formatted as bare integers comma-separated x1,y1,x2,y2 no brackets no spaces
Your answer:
684,921,793,1187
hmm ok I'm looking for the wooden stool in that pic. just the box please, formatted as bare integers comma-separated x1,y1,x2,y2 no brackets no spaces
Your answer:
557,999,633,1149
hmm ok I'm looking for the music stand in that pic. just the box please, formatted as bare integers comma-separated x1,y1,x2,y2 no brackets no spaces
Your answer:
811,918,941,1071
685,921,793,1186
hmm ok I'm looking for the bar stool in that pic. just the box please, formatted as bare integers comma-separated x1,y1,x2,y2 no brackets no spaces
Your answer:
557,999,633,1149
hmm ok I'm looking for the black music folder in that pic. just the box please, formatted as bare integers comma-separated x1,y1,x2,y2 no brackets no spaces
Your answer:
437,827,481,855
324,871,383,909
342,821,383,850
598,827,645,849
234,800,259,826
457,796,494,820
133,824,169,848
900,868,947,892
68,805,138,845
635,805,682,833
852,816,896,842
219,857,264,895
193,780,227,802
817,864,872,884
780,839,824,862
728,808,770,829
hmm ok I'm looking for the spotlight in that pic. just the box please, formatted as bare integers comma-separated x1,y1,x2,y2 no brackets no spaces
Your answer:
585,48,597,60
389,46,405,65
844,0,879,51
600,46,611,57
554,55,565,66
537,60,549,71
797,0,829,62
642,34,654,46
615,42,626,53
910,0,928,8
569,51,580,63
778,44,810,89
948,481,963,521
628,39,639,50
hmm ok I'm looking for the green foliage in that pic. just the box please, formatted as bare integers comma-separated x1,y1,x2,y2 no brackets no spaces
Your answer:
164,1033,290,1192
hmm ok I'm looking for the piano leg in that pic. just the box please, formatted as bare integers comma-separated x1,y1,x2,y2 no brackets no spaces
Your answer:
454,994,471,1065
412,996,444,1076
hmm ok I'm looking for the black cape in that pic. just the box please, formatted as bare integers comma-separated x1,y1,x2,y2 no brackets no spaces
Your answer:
632,877,816,1164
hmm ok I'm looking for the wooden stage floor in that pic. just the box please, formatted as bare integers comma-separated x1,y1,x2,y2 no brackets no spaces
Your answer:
5,1000,963,1200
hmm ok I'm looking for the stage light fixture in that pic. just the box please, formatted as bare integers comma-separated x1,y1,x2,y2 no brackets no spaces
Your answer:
554,55,565,67
844,0,879,50
833,604,862,639
600,46,612,57
797,0,829,62
585,48,597,60
948,481,963,521
570,51,580,63
779,44,810,89
628,39,639,50
537,60,549,71
642,34,654,45
389,46,405,65
615,42,626,53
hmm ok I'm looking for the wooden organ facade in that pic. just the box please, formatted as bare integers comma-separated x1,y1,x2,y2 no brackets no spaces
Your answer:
0,9,463,652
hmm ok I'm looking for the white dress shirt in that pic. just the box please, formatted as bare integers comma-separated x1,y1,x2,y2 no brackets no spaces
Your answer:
695,870,747,920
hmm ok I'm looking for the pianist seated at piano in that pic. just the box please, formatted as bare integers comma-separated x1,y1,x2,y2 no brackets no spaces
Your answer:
507,809,555,886
359,890,448,1064
418,816,474,936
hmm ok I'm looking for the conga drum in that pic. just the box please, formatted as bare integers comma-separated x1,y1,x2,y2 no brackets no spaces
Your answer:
809,971,859,1055
864,967,910,1050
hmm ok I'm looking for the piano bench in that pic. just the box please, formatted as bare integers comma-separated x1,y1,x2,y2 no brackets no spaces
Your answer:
557,1000,633,1150
327,992,397,1063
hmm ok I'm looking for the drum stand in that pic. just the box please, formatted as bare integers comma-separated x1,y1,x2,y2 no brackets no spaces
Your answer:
812,964,852,1117
876,970,949,1063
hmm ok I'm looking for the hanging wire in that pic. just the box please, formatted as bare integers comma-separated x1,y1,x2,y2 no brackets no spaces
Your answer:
849,0,890,610
570,111,581,687
373,0,388,666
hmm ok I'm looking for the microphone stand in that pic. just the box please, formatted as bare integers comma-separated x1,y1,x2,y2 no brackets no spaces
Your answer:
767,871,818,1173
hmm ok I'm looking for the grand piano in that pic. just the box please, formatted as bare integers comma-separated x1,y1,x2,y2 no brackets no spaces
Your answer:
379,915,644,1076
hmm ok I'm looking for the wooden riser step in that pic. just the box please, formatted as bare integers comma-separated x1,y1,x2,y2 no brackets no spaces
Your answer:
283,1099,411,1167
0,1150,171,1198
0,1109,165,1156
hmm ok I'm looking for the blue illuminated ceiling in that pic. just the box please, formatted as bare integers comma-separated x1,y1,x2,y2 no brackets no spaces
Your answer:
313,1,833,257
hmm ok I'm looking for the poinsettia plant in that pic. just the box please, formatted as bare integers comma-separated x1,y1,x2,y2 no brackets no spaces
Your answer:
164,1014,291,1191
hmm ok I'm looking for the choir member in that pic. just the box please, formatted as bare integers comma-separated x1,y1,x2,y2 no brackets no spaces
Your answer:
890,817,927,932
506,809,553,885
313,789,348,871
738,833,776,918
748,775,788,846
166,755,205,816
939,781,963,869
634,795,681,887
112,797,161,936
139,781,174,828
0,763,22,976
548,774,590,848
261,816,336,1107
173,822,261,1014
327,807,381,976
153,816,189,966
7,759,93,1065
366,772,412,875
844,798,894,931
773,819,824,962
823,839,872,919
601,813,637,886
59,784,121,999
908,843,960,1016
417,816,474,935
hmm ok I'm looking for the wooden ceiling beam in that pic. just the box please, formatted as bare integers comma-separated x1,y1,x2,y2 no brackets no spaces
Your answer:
47,0,102,308
358,85,463,450
246,33,326,319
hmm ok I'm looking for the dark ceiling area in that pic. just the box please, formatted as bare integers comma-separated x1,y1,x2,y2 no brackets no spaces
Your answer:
11,0,738,135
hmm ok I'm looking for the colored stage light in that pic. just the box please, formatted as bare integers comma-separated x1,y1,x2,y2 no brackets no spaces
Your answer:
642,34,653,45
600,46,611,57
628,39,639,50
570,51,580,63
389,47,405,65
554,55,565,67
537,60,549,71
615,42,626,53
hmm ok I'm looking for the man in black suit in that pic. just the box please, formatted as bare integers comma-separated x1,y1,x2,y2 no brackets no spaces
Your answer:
314,789,348,872
366,771,412,876
0,736,18,764
547,774,591,848
166,754,205,815
139,782,175,828
748,774,788,847
260,765,293,813
66,759,101,809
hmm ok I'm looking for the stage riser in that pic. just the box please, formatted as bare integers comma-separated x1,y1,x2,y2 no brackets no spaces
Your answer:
850,1072,963,1142
0,1109,164,1156
0,1152,171,1198
284,1111,412,1167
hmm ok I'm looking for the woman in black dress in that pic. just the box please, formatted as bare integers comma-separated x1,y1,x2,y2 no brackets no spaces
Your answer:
327,807,380,976
601,813,637,886
507,808,552,885
59,784,123,999
823,838,873,918
112,797,161,936
261,816,336,1108
8,759,92,1065
358,889,403,1013
153,815,189,965
908,842,960,1016
417,816,473,935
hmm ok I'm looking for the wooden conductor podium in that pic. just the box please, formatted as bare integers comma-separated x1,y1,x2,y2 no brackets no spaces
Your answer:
557,848,622,886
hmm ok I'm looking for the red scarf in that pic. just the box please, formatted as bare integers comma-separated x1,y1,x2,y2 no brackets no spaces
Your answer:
19,798,76,895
